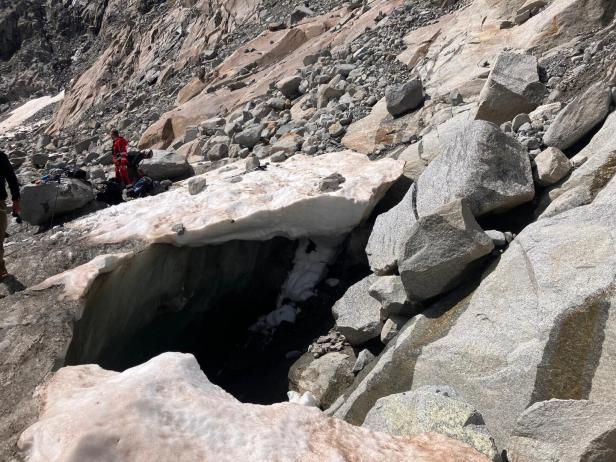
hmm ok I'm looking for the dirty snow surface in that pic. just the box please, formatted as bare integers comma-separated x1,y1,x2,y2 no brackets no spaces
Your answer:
18,352,489,462
72,151,403,246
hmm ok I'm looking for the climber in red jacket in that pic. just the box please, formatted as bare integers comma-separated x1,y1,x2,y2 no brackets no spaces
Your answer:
111,129,131,186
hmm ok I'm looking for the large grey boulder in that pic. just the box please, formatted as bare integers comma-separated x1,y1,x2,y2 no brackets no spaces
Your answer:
336,177,616,449
475,51,546,125
139,150,193,181
21,179,95,226
288,349,356,409
363,386,498,461
509,400,616,462
385,80,424,117
398,200,494,302
365,184,417,275
543,82,612,150
332,275,382,346
235,126,262,148
416,120,534,217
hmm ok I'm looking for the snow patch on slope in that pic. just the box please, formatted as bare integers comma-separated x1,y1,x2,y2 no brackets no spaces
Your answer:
0,91,65,136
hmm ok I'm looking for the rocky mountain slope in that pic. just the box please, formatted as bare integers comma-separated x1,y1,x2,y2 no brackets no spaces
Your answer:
2,0,616,461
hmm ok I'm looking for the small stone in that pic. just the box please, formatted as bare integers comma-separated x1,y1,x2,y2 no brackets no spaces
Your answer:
512,113,531,132
172,223,185,235
187,177,207,195
271,152,287,163
320,173,346,192
328,121,346,138
245,155,261,172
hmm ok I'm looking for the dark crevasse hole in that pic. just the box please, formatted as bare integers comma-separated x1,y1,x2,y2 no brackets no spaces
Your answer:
477,199,540,235
64,231,371,404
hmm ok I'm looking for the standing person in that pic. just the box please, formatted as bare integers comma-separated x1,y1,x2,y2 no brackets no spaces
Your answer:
111,129,131,186
0,151,20,278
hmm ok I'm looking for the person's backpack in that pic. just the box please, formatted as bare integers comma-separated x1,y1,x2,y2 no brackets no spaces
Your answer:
96,179,124,205
128,176,153,198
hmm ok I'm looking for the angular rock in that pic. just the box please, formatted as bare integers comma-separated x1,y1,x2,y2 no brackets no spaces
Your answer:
328,121,346,138
290,6,314,24
276,75,302,99
363,386,499,461
235,126,262,148
509,400,616,462
200,117,225,136
332,275,382,346
368,275,415,316
271,152,287,163
366,184,417,275
543,82,612,150
31,152,49,168
475,51,546,125
533,147,571,186
271,134,301,156
288,349,356,409
353,349,376,373
380,315,407,344
18,353,490,462
187,177,207,195
21,179,95,226
484,230,508,247
140,150,194,181
317,83,345,108
207,143,229,161
385,80,424,117
416,120,534,217
399,200,494,302
245,155,260,172
511,113,531,132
